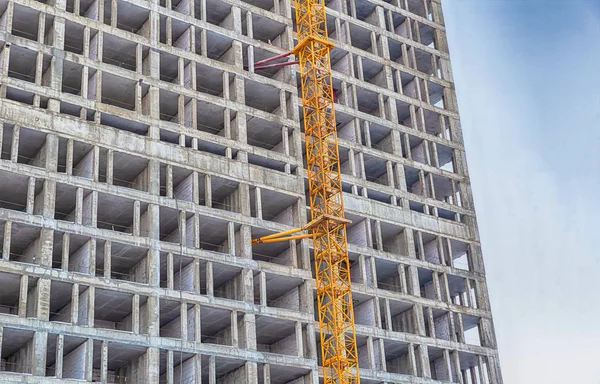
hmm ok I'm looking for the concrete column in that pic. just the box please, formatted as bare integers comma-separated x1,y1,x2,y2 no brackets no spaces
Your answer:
305,322,317,360
404,343,417,376
259,271,267,306
412,303,426,337
146,9,161,137
103,241,111,279
194,304,202,342
146,347,161,384
55,334,64,378
206,261,214,296
365,336,375,369
100,341,108,382
452,350,463,383
26,177,36,214
376,338,386,371
480,317,498,349
209,355,216,384
262,364,271,384
2,221,11,260
71,283,79,324
418,344,431,378
10,125,19,162
18,275,28,317
31,332,48,376
440,349,452,380
181,302,188,341
426,307,435,337
231,310,239,347
133,294,140,334
142,151,161,384
167,350,174,384
295,321,303,357
487,355,504,384
84,338,93,381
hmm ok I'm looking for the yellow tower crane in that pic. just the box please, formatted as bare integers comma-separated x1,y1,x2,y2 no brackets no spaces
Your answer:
251,0,360,383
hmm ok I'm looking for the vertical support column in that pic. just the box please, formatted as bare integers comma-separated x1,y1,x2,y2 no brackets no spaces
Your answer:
383,298,392,331
295,321,303,357
141,145,162,383
167,252,174,289
2,221,11,260
26,177,35,214
255,187,262,219
132,294,140,334
18,275,28,317
204,175,212,207
486,354,504,384
11,125,19,163
55,334,64,379
194,304,202,342
106,149,113,184
263,364,271,384
145,5,161,139
61,233,70,270
84,338,93,382
259,271,267,306
452,350,463,383
71,283,79,325
408,343,418,376
376,338,386,372
167,350,174,384
206,261,214,296
426,307,435,337
441,349,452,381
365,336,375,370
398,264,408,294
48,0,66,111
180,302,188,342
100,341,108,382
209,356,216,384
31,332,48,376
230,310,239,347
103,241,111,279
66,139,74,175
418,344,431,378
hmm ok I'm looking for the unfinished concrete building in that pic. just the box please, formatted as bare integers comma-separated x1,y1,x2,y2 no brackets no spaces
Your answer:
0,0,503,382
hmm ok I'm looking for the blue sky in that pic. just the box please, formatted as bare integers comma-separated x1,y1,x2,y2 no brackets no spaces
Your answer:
442,1,600,383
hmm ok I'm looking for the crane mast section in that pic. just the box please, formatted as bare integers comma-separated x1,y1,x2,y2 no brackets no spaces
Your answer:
292,1,360,383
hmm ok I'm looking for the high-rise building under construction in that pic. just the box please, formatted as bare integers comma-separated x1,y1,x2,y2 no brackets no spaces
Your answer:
0,0,503,382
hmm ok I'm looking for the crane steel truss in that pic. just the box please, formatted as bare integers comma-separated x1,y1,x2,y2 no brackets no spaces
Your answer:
252,0,360,383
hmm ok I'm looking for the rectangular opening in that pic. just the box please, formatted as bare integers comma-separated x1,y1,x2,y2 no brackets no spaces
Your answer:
64,20,85,54
12,4,39,42
116,1,150,35
1,328,36,374
94,289,138,332
102,34,137,71
255,316,299,356
0,271,22,316
201,307,232,346
101,73,137,111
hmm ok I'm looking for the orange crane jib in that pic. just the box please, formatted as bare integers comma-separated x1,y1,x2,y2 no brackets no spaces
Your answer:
251,0,360,383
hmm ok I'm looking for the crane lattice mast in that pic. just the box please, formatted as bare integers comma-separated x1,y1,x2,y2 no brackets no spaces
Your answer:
252,0,360,382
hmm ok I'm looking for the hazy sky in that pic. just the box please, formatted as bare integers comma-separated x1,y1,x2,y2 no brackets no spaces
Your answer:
441,1,600,383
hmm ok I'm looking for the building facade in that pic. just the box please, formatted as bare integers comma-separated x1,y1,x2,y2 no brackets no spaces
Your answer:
0,0,502,382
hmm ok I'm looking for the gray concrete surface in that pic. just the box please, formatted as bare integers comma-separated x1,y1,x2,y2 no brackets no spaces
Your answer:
0,0,502,382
